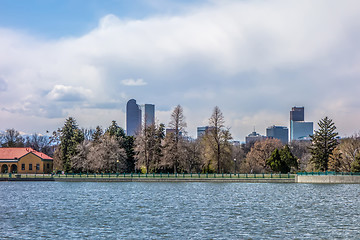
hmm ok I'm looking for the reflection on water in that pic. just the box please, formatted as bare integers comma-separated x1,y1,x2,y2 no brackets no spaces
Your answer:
0,182,359,239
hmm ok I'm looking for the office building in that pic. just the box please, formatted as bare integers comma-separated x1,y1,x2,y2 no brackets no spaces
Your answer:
166,128,183,137
143,104,155,127
197,126,215,138
126,99,142,136
266,126,288,144
290,107,304,122
290,121,313,141
290,106,313,141
245,131,267,144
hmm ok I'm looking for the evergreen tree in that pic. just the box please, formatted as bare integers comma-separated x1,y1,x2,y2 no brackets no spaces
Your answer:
267,145,298,173
92,126,103,143
56,117,84,172
310,116,339,171
281,145,298,171
266,148,287,173
105,120,135,172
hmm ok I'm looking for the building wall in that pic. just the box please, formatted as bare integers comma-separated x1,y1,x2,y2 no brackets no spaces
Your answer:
126,99,142,136
144,104,155,127
266,126,288,144
290,107,304,121
0,162,17,173
18,154,53,174
290,121,313,141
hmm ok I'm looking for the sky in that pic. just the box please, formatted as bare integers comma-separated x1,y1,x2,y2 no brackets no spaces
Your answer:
1,0,360,141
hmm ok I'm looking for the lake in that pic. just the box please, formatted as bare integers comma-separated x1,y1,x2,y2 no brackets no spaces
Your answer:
0,182,359,239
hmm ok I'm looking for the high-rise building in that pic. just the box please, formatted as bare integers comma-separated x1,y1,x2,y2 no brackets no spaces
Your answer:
290,121,313,141
143,104,155,127
197,126,215,138
290,107,304,122
126,99,142,136
245,131,267,144
290,106,313,141
266,125,288,144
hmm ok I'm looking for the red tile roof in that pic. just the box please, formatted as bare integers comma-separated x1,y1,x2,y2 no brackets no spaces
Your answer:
0,148,53,160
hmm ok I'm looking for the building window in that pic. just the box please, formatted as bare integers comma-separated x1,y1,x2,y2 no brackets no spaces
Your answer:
47,164,50,169
36,164,40,171
22,164,25,170
29,164,32,170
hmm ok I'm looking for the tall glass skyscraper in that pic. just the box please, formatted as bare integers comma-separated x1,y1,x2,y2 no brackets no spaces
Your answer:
126,99,155,136
126,99,142,136
144,104,155,127
290,107,304,122
266,125,288,144
290,106,313,141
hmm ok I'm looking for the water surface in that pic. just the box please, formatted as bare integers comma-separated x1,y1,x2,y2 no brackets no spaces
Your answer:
0,182,359,239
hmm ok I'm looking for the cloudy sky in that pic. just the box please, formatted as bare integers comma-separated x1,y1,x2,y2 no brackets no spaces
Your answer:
1,0,360,141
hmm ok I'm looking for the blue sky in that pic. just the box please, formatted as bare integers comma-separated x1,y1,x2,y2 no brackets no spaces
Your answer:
0,0,205,38
1,0,360,141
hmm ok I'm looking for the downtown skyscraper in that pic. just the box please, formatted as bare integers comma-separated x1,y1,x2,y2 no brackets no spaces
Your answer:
126,99,155,136
290,106,313,141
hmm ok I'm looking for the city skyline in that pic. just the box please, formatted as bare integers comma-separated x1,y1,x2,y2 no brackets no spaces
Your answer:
1,0,360,141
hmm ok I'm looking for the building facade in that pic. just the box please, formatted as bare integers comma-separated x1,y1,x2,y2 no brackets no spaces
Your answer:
290,106,313,141
126,99,142,136
0,148,53,174
197,126,215,139
266,125,288,144
290,121,313,141
245,131,267,144
290,107,304,122
126,99,156,136
143,104,155,127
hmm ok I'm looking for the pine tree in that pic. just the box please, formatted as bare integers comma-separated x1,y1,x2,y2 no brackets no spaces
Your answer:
281,145,298,172
310,116,339,171
105,120,135,172
266,148,286,173
266,145,297,173
57,117,84,172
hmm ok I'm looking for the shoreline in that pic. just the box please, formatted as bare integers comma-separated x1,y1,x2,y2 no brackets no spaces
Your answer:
0,177,295,183
2,174,360,183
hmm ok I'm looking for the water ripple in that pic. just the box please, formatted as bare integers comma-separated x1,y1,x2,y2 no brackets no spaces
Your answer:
0,182,359,239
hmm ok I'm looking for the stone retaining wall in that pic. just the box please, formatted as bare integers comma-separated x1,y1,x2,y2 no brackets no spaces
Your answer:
296,175,360,184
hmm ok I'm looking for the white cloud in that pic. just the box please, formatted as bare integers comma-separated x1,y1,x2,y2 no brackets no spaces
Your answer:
0,77,7,91
0,0,360,140
121,78,147,86
46,85,92,102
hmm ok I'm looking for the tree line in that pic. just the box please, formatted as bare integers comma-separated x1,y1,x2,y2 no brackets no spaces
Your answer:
1,106,360,173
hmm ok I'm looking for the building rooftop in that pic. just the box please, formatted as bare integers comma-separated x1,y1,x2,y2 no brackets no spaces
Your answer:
0,148,52,160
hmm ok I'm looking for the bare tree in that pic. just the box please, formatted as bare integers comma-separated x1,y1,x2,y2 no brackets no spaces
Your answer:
289,140,311,171
244,139,283,173
1,128,24,147
164,105,187,173
25,133,53,156
336,135,360,171
182,139,202,173
87,135,127,173
232,144,246,173
135,123,164,173
205,106,232,173
71,140,92,172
